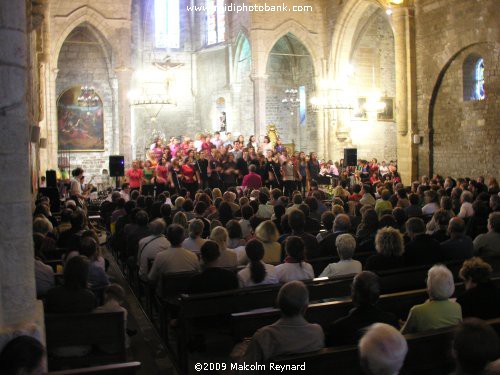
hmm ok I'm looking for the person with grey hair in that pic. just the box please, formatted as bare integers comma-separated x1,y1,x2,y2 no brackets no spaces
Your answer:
359,323,408,375
319,213,351,257
458,190,474,219
235,281,324,363
182,219,207,255
404,217,442,266
441,217,473,261
401,265,462,334
137,218,170,280
326,272,398,346
319,234,361,278
473,212,500,257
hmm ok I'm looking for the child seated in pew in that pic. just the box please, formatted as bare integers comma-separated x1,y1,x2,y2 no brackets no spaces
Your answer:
94,284,130,353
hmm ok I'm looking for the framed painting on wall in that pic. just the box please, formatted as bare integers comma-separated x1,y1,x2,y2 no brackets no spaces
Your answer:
377,97,394,121
353,97,368,120
57,86,104,151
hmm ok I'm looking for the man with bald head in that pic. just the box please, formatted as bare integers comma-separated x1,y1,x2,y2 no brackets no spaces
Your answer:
319,213,352,257
441,217,474,261
235,280,324,363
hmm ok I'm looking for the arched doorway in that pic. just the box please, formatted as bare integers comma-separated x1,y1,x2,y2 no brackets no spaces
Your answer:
265,33,315,152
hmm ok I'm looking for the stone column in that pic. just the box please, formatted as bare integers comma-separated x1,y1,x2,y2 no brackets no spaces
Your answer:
116,68,132,165
393,6,417,184
251,74,268,138
0,0,44,350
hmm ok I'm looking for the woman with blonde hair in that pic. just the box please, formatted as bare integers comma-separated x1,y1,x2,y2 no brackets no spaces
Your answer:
255,220,281,263
365,227,405,271
172,211,188,232
209,226,238,268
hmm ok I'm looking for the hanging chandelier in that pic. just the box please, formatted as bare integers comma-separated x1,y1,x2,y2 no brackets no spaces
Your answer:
310,80,354,112
77,86,99,107
281,88,301,115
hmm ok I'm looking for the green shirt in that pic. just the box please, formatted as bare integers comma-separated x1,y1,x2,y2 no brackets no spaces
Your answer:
401,299,462,334
375,199,393,218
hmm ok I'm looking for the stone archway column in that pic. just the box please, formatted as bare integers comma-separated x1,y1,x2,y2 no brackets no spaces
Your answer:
251,74,268,139
393,6,418,184
115,68,132,166
0,1,44,350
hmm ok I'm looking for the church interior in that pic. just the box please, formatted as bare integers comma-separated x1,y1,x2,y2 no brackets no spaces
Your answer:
1,0,500,374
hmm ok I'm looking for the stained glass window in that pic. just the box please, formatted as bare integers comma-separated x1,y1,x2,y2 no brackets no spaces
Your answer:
207,0,225,45
475,58,485,100
155,0,180,49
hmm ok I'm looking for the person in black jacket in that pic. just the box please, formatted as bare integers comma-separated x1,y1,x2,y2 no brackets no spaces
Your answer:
404,217,442,266
187,240,238,294
325,271,398,346
457,257,500,320
441,217,474,261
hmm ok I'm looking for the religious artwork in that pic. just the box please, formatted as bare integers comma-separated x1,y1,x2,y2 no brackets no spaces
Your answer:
57,86,104,151
266,123,279,146
216,97,226,132
353,97,368,120
377,97,394,121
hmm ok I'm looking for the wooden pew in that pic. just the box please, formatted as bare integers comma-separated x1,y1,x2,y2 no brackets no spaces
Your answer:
47,361,142,375
268,317,500,375
309,251,373,277
174,276,355,374
231,277,500,342
45,312,126,371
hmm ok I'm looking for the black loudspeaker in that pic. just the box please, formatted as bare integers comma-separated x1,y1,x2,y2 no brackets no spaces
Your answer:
46,170,57,188
344,148,358,167
109,155,125,177
39,187,61,213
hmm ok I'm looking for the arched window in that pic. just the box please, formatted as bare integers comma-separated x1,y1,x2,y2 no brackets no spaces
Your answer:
154,0,180,48
475,58,485,100
463,54,485,101
206,0,225,45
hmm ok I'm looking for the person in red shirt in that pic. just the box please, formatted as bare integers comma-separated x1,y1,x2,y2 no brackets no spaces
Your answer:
370,172,381,186
241,164,263,191
126,161,143,192
155,157,170,194
180,150,200,198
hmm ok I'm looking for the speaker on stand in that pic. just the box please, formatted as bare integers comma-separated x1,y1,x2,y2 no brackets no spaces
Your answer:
343,148,358,167
109,155,125,188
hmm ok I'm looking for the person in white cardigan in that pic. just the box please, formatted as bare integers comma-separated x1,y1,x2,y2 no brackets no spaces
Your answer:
238,239,279,288
319,234,362,278
275,236,314,282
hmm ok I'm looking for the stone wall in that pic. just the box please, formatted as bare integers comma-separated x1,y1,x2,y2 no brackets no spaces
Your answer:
56,27,115,177
415,0,500,179
346,9,397,163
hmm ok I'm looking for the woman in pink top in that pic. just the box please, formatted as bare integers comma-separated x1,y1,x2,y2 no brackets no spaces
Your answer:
126,161,143,192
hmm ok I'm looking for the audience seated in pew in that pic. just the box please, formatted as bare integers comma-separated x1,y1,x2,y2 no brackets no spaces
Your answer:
401,264,462,334
457,257,500,320
452,318,500,375
358,323,407,375
280,209,319,259
231,281,324,363
316,211,335,243
254,220,281,263
319,234,361,278
365,227,405,271
325,271,398,347
237,239,279,288
318,214,351,257
188,240,238,293
148,224,200,288
209,226,239,268
441,217,474,261
0,335,45,375
275,236,314,282
137,218,170,281
181,218,206,255
404,217,443,266
474,212,500,257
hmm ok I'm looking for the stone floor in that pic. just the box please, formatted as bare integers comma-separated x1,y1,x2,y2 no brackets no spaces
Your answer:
105,250,177,375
